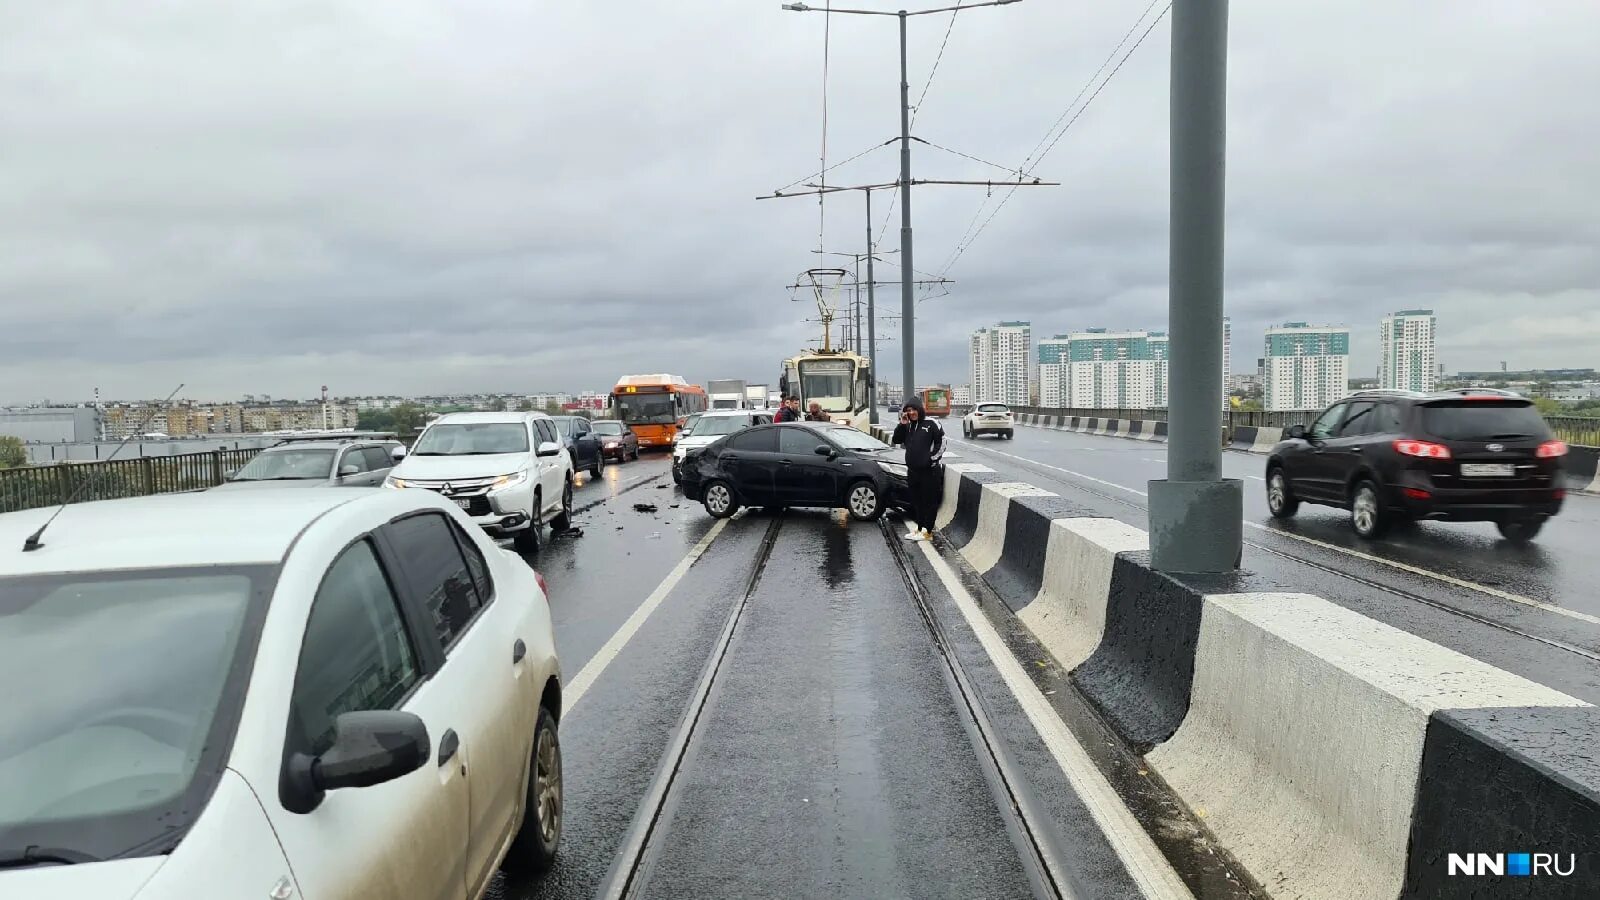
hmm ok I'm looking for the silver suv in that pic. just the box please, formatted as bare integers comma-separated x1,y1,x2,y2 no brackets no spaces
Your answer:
216,438,406,489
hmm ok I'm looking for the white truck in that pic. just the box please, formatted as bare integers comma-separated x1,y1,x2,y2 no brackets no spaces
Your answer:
707,378,748,410
745,384,769,409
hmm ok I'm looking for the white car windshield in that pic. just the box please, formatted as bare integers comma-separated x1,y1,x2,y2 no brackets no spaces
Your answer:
0,568,264,862
689,416,754,437
976,404,1010,415
231,448,335,481
412,423,530,455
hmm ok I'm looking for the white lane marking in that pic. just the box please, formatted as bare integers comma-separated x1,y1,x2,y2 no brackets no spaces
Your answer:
566,518,729,710
952,438,1149,497
1239,521,1600,626
915,540,1195,900
955,437,1600,628
1246,475,1265,481
1140,457,1167,464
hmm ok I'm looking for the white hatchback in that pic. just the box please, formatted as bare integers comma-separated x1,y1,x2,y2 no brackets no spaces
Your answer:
0,489,562,899
962,402,1015,439
671,409,773,483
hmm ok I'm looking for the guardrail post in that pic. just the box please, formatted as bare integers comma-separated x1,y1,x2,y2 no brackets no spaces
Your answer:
209,449,223,486
139,456,155,496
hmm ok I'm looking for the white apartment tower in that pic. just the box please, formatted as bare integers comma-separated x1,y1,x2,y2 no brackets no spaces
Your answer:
1263,323,1351,411
969,322,1032,406
1378,309,1437,393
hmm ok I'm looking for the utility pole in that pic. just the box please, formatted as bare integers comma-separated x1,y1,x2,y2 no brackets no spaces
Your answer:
865,188,879,424
780,0,1027,415
1148,0,1242,574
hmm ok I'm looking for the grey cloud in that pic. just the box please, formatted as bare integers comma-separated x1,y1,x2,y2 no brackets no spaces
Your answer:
2,0,1597,403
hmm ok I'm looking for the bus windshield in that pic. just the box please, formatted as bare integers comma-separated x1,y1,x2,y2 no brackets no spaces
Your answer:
799,359,854,413
616,392,677,425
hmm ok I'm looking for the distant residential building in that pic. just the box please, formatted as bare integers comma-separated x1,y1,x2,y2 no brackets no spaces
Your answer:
1039,329,1170,409
951,385,972,406
1222,316,1231,411
1229,373,1262,398
1263,323,1350,411
1378,309,1437,393
969,321,1032,406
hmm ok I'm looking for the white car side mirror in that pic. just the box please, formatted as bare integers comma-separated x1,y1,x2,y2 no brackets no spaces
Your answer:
536,441,563,458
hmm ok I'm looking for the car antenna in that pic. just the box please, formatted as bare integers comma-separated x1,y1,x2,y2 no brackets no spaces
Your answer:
22,383,185,553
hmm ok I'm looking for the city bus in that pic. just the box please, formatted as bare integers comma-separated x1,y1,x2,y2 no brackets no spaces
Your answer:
780,349,872,431
919,385,952,418
609,374,707,450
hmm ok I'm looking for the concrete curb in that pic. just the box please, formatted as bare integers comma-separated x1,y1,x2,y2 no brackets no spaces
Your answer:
932,465,1600,898
1566,444,1600,495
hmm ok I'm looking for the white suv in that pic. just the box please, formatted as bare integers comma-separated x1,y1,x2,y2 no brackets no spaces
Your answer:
962,402,1015,439
386,412,575,552
0,488,562,899
671,409,773,483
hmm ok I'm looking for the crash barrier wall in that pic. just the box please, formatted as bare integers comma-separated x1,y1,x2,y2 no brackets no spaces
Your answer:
934,464,1600,899
0,448,263,514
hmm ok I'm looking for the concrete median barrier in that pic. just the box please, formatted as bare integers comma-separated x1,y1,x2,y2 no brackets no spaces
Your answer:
930,465,1600,898
1566,444,1600,495
1011,413,1171,444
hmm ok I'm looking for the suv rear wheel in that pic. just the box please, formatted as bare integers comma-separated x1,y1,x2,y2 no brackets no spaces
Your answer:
550,479,574,532
1350,479,1390,539
1266,466,1299,519
1496,519,1544,543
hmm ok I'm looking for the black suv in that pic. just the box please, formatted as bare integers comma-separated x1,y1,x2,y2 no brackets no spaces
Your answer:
1265,389,1567,542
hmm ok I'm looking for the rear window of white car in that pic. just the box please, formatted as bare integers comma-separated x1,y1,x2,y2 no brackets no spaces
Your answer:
976,404,1010,415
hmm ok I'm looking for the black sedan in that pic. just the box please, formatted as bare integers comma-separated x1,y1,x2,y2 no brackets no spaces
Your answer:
681,423,909,520
590,419,641,461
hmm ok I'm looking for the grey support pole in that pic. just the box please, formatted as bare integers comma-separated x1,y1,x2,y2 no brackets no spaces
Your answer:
867,190,880,425
1148,0,1243,573
897,10,916,402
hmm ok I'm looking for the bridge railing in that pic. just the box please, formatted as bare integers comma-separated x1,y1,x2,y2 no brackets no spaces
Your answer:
0,447,262,514
976,406,1599,447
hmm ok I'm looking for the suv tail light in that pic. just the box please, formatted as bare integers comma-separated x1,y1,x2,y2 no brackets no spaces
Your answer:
1537,440,1568,458
1393,439,1452,459
534,570,549,600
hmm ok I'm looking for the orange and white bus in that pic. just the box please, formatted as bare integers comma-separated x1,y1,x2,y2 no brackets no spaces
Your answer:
609,374,708,450
919,385,953,418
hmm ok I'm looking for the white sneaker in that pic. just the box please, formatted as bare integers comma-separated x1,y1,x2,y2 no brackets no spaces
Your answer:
903,530,926,542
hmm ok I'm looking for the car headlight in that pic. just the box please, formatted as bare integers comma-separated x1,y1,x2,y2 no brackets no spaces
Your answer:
604,441,620,448
384,476,407,489
879,461,908,478
492,470,530,489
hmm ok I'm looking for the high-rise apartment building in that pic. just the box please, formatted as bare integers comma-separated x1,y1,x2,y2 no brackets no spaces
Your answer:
1263,323,1350,410
1038,329,1170,409
969,322,1032,405
1222,316,1231,410
1378,309,1437,393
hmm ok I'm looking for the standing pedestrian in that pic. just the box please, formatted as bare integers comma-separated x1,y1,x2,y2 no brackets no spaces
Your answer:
775,396,801,423
805,402,829,422
891,396,943,541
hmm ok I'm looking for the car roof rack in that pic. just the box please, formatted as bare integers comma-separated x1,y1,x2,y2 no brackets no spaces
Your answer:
1347,388,1425,399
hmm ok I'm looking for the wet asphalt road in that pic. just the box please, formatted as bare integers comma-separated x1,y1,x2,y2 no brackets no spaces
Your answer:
946,423,1600,702
485,450,1223,899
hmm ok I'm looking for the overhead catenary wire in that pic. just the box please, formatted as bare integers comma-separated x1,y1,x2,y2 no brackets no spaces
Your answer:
937,2,1171,277
771,138,898,197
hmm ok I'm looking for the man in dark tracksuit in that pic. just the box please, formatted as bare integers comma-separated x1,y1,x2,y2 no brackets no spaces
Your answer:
891,396,944,542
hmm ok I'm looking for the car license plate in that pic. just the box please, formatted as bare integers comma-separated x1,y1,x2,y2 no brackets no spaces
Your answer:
455,497,473,509
1461,463,1513,478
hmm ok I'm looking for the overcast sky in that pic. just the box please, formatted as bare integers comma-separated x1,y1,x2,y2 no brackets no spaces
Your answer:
3,1,1596,403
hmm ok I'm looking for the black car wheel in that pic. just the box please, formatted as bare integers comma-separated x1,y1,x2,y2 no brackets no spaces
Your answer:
1266,466,1299,519
1350,480,1389,539
502,705,561,875
671,461,682,484
590,452,604,479
1496,519,1544,543
846,480,882,521
550,479,574,532
702,480,739,519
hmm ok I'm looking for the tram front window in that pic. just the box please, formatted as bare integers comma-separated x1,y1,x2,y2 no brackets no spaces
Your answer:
798,359,854,412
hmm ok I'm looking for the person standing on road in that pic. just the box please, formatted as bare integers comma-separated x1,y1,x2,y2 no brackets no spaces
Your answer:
775,396,802,423
891,396,944,542
805,402,829,422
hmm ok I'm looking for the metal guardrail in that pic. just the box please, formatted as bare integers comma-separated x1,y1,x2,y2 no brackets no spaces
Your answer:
0,448,262,514
986,406,1600,447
